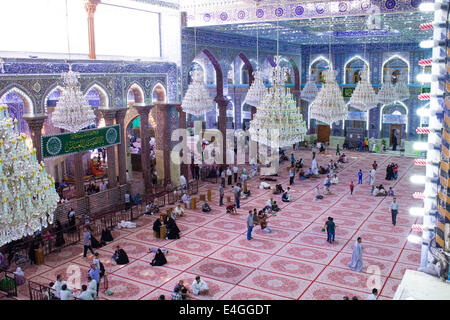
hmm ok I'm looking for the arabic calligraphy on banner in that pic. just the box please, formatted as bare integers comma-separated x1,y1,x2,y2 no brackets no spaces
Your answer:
41,125,121,159
382,114,407,124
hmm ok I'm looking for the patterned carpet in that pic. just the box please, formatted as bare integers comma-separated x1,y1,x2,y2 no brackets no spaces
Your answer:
13,148,424,300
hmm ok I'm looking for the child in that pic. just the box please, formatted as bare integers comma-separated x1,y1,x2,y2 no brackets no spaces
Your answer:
387,187,394,196
350,181,354,195
358,169,363,184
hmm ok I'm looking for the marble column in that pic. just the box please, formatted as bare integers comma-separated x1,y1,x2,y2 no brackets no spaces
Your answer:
135,103,153,194
74,152,85,198
176,106,189,179
84,0,101,60
115,108,128,185
100,109,118,188
155,104,171,187
215,95,228,168
23,115,47,163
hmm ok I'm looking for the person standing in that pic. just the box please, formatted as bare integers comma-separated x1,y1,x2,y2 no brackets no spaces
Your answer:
324,217,336,243
195,164,200,180
291,153,296,167
233,165,238,183
336,144,340,156
83,227,95,258
358,169,363,184
289,166,295,185
233,185,241,209
350,181,354,195
389,197,398,226
221,170,226,187
219,184,224,206
226,167,232,186
246,211,254,240
180,174,187,190
312,145,317,159
89,263,100,294
348,237,363,272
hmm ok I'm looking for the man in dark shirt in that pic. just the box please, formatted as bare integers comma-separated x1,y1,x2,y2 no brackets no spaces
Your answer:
324,217,336,243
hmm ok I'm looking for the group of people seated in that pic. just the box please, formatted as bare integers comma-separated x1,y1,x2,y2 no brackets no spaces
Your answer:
145,200,160,215
338,153,347,163
171,276,210,300
152,213,181,240
373,184,394,197
385,163,398,181
264,198,281,213
86,182,100,195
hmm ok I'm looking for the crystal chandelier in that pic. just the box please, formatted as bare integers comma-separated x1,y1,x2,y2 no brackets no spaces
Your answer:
395,75,410,101
301,74,319,102
377,76,399,105
51,65,96,132
348,68,379,111
0,105,59,246
310,69,348,125
181,64,213,116
243,69,266,107
248,56,307,147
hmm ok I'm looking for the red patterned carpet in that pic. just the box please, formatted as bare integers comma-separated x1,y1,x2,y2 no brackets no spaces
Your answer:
14,149,423,300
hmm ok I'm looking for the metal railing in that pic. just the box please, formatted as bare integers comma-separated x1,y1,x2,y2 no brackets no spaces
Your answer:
28,280,58,300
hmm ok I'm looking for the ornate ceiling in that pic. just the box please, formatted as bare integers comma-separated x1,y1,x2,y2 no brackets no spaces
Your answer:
197,11,432,45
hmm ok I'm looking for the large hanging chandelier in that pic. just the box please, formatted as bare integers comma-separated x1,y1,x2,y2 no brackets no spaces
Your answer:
243,69,266,107
310,69,348,125
301,74,319,102
348,68,379,111
51,65,96,132
0,105,59,246
377,77,399,104
309,13,347,125
248,56,307,147
181,64,213,116
395,75,410,101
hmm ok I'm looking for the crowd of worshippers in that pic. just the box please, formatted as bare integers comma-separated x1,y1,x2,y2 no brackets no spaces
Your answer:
385,163,399,181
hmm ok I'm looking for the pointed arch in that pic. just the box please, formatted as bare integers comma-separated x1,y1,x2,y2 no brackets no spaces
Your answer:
152,82,167,103
127,82,145,105
84,82,110,107
343,55,370,84
309,56,330,76
380,101,409,133
382,54,410,84
0,85,35,116
238,53,255,86
42,84,64,112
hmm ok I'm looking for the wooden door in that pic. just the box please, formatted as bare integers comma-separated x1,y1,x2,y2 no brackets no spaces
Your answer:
317,125,331,144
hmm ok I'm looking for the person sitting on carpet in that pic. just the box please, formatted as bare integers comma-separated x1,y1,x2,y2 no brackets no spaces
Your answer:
226,204,237,215
202,202,211,213
145,200,157,215
152,215,165,238
387,187,394,196
165,216,181,240
314,186,324,201
150,248,167,266
304,168,313,178
264,198,273,213
112,245,129,265
331,174,339,185
298,168,306,180
281,187,292,202
273,184,284,194
271,201,280,212
319,166,329,175
295,158,303,169
174,204,184,217
259,181,271,189
257,211,271,233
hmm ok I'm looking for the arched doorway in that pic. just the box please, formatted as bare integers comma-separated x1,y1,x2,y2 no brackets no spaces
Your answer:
380,102,408,150
344,56,369,84
152,83,167,103
382,55,409,84
0,87,33,137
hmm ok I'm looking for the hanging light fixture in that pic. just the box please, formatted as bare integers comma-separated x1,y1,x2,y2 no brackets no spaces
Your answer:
395,73,410,101
377,33,399,104
309,15,348,125
52,0,96,132
349,68,379,111
248,5,307,147
0,105,59,246
243,2,266,108
181,0,213,116
52,64,97,132
348,37,378,111
301,46,318,102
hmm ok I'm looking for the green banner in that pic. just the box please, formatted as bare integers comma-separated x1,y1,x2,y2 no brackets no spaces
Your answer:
42,125,121,158
421,87,431,94
342,86,356,98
